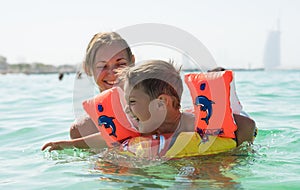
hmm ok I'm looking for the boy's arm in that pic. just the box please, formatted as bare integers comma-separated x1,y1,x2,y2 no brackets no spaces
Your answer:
233,114,256,146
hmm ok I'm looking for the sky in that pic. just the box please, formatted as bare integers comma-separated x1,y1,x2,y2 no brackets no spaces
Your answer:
0,0,299,69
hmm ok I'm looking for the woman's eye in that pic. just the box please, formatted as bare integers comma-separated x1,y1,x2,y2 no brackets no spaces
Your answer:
117,62,127,68
96,65,106,69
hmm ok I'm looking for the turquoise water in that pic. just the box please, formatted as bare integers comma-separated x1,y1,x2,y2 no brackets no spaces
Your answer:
1,70,300,189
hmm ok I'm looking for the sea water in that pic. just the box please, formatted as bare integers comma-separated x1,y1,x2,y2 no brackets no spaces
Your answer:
0,70,299,189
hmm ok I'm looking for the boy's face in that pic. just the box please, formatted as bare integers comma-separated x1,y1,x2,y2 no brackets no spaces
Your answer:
93,43,133,92
124,81,167,134
124,81,152,122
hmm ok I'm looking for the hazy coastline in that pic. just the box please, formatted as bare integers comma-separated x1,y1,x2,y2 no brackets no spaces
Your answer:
0,61,78,75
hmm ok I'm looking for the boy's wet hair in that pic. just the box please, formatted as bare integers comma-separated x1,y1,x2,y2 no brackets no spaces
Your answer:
83,32,133,76
124,60,183,109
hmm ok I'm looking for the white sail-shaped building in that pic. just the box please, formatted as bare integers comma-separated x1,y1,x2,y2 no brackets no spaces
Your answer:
263,20,281,70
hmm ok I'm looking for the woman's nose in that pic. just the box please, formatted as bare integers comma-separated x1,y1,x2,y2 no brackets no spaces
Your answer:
107,65,117,74
106,66,117,75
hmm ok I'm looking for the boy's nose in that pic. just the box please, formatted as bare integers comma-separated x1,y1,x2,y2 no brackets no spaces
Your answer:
124,105,131,114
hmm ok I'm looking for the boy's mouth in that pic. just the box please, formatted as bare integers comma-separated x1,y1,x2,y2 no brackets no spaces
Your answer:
130,114,139,122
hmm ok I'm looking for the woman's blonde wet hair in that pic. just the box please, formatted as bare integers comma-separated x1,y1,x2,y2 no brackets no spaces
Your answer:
83,32,133,76
124,60,183,109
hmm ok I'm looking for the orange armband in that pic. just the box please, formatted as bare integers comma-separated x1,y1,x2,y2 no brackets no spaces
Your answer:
184,70,237,139
83,87,140,147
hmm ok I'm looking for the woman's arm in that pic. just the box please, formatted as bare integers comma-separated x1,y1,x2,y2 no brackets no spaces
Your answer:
69,116,99,139
41,132,108,152
234,114,257,146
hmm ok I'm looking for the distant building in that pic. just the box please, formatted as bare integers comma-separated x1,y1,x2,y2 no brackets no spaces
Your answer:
0,55,8,73
263,20,281,70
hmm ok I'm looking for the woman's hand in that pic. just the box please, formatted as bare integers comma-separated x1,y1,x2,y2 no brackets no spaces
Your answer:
41,140,73,152
41,133,108,152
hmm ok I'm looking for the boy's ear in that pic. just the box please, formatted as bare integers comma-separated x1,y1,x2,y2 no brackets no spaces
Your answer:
157,94,171,106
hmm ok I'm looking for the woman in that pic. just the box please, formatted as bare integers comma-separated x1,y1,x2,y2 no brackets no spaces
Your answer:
42,32,135,151
70,32,135,139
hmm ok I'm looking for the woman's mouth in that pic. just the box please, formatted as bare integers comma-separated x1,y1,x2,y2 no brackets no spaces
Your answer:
103,78,120,85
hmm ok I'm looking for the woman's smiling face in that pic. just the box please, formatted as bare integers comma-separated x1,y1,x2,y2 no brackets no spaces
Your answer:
93,43,133,92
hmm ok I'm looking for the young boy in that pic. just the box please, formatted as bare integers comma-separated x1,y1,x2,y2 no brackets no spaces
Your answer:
119,60,255,158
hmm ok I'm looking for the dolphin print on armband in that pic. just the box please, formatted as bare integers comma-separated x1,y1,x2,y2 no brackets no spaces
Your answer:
195,95,215,125
98,115,117,137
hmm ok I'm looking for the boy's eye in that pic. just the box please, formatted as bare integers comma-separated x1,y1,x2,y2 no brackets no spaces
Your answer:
129,100,136,105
